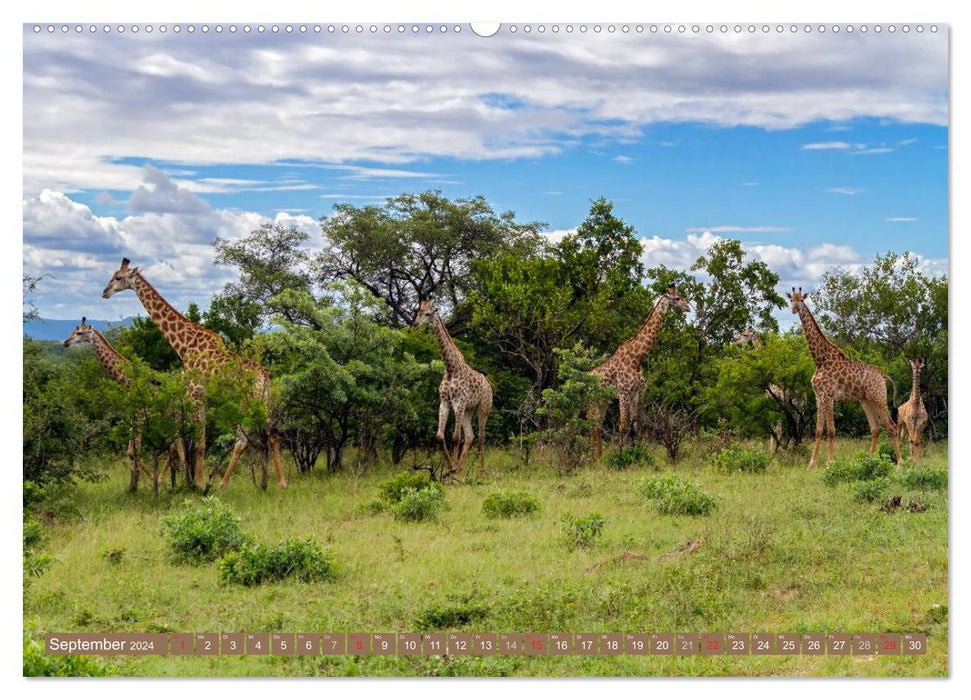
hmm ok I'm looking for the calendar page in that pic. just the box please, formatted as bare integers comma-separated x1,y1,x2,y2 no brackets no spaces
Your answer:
22,20,948,679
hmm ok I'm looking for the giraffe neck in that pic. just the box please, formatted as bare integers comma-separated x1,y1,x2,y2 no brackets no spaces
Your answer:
621,297,669,365
431,314,466,375
910,366,922,400
130,270,224,367
796,304,845,366
89,329,130,385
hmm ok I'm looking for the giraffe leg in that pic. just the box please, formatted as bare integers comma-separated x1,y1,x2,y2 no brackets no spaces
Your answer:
454,409,476,473
872,402,900,463
435,400,455,472
809,398,827,468
825,401,837,464
862,402,880,455
618,397,631,451
192,402,207,489
218,427,249,489
270,431,287,488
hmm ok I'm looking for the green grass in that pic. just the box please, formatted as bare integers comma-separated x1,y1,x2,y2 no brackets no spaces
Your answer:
23,439,948,677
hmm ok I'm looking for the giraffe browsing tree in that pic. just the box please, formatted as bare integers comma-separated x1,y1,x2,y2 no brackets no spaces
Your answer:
786,287,901,466
897,358,929,462
102,259,286,490
588,284,691,457
413,299,493,475
63,318,188,493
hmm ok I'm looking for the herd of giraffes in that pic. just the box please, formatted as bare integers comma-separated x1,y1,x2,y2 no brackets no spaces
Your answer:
65,260,931,494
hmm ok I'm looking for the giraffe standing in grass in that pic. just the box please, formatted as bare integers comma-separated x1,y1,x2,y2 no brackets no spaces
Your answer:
63,317,187,492
897,358,929,462
786,287,901,467
102,258,286,490
413,300,492,475
588,284,691,457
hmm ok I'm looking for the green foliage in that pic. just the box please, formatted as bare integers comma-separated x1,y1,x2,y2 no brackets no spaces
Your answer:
379,471,440,503
605,443,656,470
853,479,891,504
161,498,250,564
117,315,182,371
560,513,606,549
391,487,447,522
318,190,542,328
712,446,772,474
900,466,948,491
482,490,541,518
23,517,54,585
877,441,899,464
636,474,717,516
822,453,895,486
217,538,337,586
23,628,113,677
538,344,615,473
416,594,489,630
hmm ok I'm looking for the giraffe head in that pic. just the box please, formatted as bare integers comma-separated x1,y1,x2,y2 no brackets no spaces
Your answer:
413,299,439,329
662,284,691,313
63,317,96,347
906,357,925,372
102,258,138,299
785,286,810,314
732,327,762,346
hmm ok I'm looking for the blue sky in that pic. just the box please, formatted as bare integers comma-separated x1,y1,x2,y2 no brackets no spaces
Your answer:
22,25,948,322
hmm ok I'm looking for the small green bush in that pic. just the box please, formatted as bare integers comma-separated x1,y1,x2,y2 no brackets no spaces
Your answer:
712,446,772,474
482,491,541,519
392,487,446,522
161,497,250,564
218,538,337,586
23,517,54,584
560,513,606,549
900,466,948,491
605,443,656,470
416,594,489,630
822,453,894,486
23,628,113,677
853,479,890,504
636,474,717,516
877,441,899,464
379,472,441,503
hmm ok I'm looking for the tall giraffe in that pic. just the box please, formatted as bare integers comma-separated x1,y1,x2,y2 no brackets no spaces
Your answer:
63,318,187,491
588,284,691,457
731,327,803,455
102,259,286,490
786,287,900,466
413,300,493,475
897,358,929,462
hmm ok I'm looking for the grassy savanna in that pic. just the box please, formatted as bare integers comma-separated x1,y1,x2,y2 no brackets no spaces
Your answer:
25,439,947,677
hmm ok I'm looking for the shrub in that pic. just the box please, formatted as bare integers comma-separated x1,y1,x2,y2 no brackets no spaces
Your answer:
560,513,606,549
161,498,250,564
853,479,890,504
900,466,948,491
392,487,446,522
218,538,337,586
636,474,717,516
822,453,894,486
379,471,441,503
23,628,113,677
605,443,656,470
712,446,771,474
877,441,899,464
482,491,541,519
416,594,489,630
23,517,54,585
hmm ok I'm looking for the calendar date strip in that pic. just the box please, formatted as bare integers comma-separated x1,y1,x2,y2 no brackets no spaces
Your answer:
45,632,926,656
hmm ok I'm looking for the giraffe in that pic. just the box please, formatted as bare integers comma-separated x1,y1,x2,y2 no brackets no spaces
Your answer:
588,284,691,457
731,327,796,455
786,287,901,467
63,317,187,492
413,300,493,475
897,358,929,462
102,259,286,490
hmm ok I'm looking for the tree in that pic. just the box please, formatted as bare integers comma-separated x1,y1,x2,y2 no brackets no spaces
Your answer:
316,191,543,328
468,198,653,390
210,223,313,341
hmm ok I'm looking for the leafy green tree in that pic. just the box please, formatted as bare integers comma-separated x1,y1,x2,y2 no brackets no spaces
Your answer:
468,198,652,390
316,190,543,328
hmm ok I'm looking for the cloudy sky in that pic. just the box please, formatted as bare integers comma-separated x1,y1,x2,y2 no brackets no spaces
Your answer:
22,24,948,325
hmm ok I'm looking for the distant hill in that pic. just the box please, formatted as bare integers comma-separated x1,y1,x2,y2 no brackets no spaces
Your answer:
23,317,134,342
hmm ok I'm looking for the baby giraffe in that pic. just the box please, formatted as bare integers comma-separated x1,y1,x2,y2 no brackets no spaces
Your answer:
897,358,929,462
413,300,493,475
